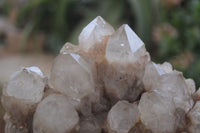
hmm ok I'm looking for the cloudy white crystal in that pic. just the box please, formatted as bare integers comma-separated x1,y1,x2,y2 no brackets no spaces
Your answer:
1,67,45,125
106,24,146,62
5,67,45,102
33,94,79,133
60,42,81,54
49,53,96,100
103,24,148,102
139,72,194,133
107,100,140,133
79,16,114,52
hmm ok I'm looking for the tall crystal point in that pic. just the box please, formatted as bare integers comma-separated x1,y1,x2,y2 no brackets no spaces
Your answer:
103,24,149,102
49,50,99,110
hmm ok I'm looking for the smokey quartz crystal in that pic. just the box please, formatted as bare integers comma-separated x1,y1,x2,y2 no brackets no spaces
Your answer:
1,16,200,133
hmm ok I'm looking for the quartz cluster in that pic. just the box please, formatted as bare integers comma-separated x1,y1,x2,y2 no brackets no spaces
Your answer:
1,16,200,133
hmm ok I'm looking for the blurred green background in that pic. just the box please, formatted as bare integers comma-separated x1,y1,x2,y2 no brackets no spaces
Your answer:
0,0,200,132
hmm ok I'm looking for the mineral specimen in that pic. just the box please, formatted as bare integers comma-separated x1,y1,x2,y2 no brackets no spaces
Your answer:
1,16,200,133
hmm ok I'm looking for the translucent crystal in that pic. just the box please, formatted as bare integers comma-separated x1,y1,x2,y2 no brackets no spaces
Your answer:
139,91,176,133
139,72,194,133
158,62,173,73
79,16,114,53
33,94,79,133
60,42,81,54
49,52,98,106
5,67,44,102
107,100,140,133
143,62,167,91
1,67,45,123
105,24,146,63
188,101,200,133
103,24,149,102
185,78,196,96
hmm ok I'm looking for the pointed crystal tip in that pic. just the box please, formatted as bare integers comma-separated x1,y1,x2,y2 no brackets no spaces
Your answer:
106,24,145,62
60,42,80,54
122,24,144,53
79,16,114,52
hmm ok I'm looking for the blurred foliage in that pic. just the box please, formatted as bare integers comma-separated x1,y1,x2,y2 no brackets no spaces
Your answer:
0,0,11,16
0,0,200,87
157,0,200,87
15,0,156,53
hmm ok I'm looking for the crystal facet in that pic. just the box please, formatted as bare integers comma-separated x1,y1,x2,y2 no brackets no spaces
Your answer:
139,72,194,133
33,94,79,133
79,16,114,62
49,52,97,102
1,67,45,123
105,24,146,62
103,24,149,102
107,100,140,133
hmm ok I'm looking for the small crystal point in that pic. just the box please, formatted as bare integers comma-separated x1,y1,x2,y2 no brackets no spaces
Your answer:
60,42,81,54
49,51,99,111
1,67,45,123
106,24,146,62
33,94,79,133
5,67,45,102
185,78,196,95
158,62,173,73
143,62,167,91
107,100,140,133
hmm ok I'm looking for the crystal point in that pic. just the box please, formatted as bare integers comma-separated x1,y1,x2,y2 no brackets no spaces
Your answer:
60,42,81,54
79,16,114,53
1,67,45,124
106,24,145,62
103,25,148,102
